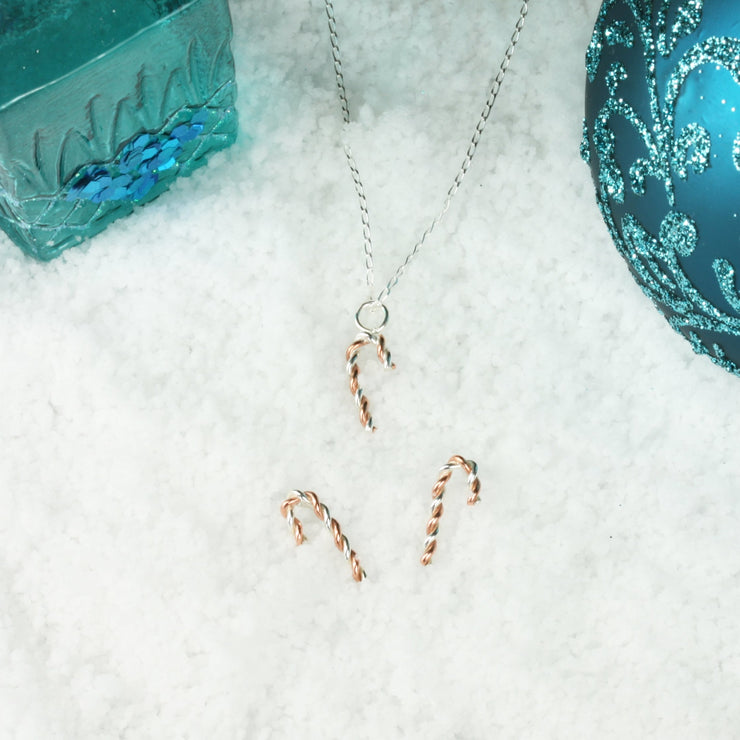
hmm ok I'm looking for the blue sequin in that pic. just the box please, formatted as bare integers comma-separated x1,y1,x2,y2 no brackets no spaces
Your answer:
66,108,210,203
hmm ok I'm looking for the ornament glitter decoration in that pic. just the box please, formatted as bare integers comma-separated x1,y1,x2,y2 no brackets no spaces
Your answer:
582,0,740,376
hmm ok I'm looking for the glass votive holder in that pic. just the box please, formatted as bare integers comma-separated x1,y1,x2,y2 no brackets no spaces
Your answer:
0,0,238,260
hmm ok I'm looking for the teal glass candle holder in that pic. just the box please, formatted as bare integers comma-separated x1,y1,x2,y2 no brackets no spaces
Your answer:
0,0,238,260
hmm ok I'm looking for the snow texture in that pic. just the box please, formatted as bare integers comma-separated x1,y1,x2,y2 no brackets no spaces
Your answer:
1,1,739,738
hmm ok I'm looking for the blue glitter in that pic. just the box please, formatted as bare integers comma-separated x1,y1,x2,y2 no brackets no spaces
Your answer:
584,0,740,376
712,259,740,312
586,0,644,82
659,211,697,257
672,123,711,178
605,20,634,49
581,118,591,164
593,72,664,204
657,0,703,56
663,36,740,123
605,61,628,97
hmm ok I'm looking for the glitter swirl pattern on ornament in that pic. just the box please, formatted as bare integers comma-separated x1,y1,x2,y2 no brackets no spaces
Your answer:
582,0,740,376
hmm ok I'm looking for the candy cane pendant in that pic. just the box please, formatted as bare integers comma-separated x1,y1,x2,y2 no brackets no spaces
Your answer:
346,301,395,432
346,330,395,432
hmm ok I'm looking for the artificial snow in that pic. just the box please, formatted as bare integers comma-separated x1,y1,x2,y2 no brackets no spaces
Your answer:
1,1,739,738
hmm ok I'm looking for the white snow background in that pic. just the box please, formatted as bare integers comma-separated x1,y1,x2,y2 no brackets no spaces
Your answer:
2,0,740,738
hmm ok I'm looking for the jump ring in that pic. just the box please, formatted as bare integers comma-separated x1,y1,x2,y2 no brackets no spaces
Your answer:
355,300,389,333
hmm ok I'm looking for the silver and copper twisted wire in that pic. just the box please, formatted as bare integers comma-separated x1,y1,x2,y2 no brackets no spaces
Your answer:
345,331,395,432
421,455,481,566
280,490,366,582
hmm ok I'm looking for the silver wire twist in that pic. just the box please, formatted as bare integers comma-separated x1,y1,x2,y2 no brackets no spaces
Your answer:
324,0,530,302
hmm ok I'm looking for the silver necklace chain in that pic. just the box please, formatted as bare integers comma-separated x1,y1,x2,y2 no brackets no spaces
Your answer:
324,0,530,306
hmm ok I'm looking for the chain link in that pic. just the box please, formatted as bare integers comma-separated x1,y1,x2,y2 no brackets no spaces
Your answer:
324,0,529,303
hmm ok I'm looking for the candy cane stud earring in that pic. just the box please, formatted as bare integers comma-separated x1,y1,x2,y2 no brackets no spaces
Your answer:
421,456,481,566
281,490,367,582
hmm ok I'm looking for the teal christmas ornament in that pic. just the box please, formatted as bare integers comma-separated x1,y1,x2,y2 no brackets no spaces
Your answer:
0,0,238,260
582,0,740,376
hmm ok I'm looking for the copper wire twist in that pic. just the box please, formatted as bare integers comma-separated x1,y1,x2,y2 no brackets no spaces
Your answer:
421,455,481,566
280,490,366,582
345,331,395,432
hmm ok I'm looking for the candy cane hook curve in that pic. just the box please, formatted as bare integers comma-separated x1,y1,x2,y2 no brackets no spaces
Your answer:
281,490,367,582
421,455,481,566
